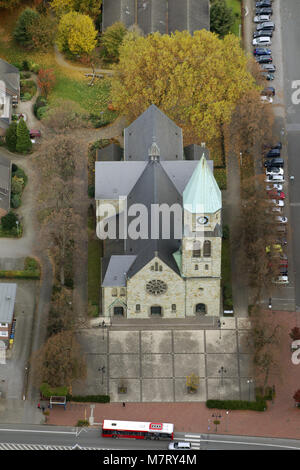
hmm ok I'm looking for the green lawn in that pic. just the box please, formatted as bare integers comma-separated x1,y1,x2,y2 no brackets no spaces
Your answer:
226,0,242,37
221,227,233,310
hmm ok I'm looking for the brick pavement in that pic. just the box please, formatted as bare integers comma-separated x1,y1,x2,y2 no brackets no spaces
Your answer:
46,311,300,439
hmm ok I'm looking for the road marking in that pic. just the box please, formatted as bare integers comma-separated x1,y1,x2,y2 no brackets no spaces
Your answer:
289,203,300,206
200,438,300,450
0,428,76,435
286,123,300,132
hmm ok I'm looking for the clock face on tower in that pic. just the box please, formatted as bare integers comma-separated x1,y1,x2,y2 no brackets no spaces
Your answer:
196,216,209,225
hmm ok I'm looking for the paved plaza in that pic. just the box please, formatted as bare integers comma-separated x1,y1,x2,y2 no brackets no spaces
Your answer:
73,317,254,402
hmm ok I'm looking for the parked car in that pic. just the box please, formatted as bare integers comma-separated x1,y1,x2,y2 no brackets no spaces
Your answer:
261,95,273,103
272,142,282,150
266,183,283,191
256,55,272,64
264,158,284,168
276,225,287,233
262,86,275,96
266,167,284,176
257,21,275,31
279,267,288,275
269,190,286,200
29,129,41,138
256,7,273,15
254,15,271,23
265,174,284,182
253,30,273,38
271,199,284,207
266,148,281,158
253,47,272,56
275,216,288,224
261,72,275,80
253,37,272,46
256,1,272,8
261,64,276,72
272,276,289,285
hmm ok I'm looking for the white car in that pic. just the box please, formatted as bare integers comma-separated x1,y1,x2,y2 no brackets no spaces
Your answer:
266,167,284,176
253,37,272,46
265,175,285,182
261,95,273,103
272,276,289,285
266,184,283,191
254,15,270,23
272,207,282,213
271,199,284,207
275,216,288,224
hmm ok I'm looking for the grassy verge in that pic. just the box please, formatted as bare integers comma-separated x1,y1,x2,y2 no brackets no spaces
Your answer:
88,207,102,317
214,168,227,190
225,0,242,36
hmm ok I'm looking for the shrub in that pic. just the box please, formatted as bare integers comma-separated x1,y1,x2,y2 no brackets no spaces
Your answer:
20,71,31,79
222,225,229,240
206,399,267,412
14,167,28,185
77,420,89,427
30,63,41,74
24,257,40,272
88,184,95,198
67,395,110,403
5,122,18,152
37,106,48,120
22,92,32,101
12,163,18,173
11,176,24,195
1,211,18,231
11,194,21,209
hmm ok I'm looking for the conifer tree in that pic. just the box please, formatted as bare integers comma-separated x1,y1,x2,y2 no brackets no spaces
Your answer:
16,118,32,154
5,121,18,152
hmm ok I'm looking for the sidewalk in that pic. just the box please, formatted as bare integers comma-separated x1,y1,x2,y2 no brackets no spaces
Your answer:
46,310,300,440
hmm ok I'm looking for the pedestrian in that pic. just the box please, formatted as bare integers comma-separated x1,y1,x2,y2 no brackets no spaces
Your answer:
41,406,45,412
37,402,41,409
122,402,126,407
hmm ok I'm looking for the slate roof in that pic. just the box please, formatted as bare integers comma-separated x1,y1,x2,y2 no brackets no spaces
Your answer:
95,161,147,199
97,143,123,162
0,283,17,324
102,0,210,34
124,105,183,161
102,255,137,286
0,154,11,212
0,59,20,96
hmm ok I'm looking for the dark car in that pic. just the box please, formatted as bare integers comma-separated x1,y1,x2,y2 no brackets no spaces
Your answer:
261,64,276,72
262,86,275,96
253,29,273,38
256,1,271,7
266,148,281,158
257,21,275,31
280,266,288,275
256,7,273,15
263,142,282,151
256,55,272,64
253,47,272,56
264,158,284,168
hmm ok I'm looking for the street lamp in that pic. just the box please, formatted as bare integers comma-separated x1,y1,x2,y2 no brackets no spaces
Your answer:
225,410,230,432
218,366,227,387
217,320,225,339
101,320,107,340
16,220,19,236
98,366,106,385
247,378,253,401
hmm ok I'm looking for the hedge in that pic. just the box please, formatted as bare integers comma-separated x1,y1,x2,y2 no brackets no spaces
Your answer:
0,270,40,279
206,399,267,412
67,395,110,403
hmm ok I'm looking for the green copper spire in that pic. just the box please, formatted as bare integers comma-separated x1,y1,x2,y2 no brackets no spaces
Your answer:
183,155,222,214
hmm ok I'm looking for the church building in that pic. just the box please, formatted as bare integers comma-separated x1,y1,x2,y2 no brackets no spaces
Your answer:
95,105,222,319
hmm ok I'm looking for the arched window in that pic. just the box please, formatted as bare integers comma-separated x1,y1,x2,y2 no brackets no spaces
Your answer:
111,288,117,297
195,303,207,315
192,241,201,258
203,240,211,257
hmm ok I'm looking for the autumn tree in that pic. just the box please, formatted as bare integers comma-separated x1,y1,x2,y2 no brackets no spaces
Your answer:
28,14,57,51
0,0,21,8
37,68,56,98
210,0,235,38
50,0,102,19
290,327,300,341
111,30,257,148
101,22,127,62
225,88,274,156
239,174,283,303
31,330,86,388
56,11,97,56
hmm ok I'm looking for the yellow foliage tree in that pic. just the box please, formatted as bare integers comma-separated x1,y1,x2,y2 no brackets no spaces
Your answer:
111,30,258,147
51,0,102,18
56,11,97,56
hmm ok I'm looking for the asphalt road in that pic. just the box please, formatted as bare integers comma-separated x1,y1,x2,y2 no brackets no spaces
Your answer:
280,0,300,310
0,425,299,450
